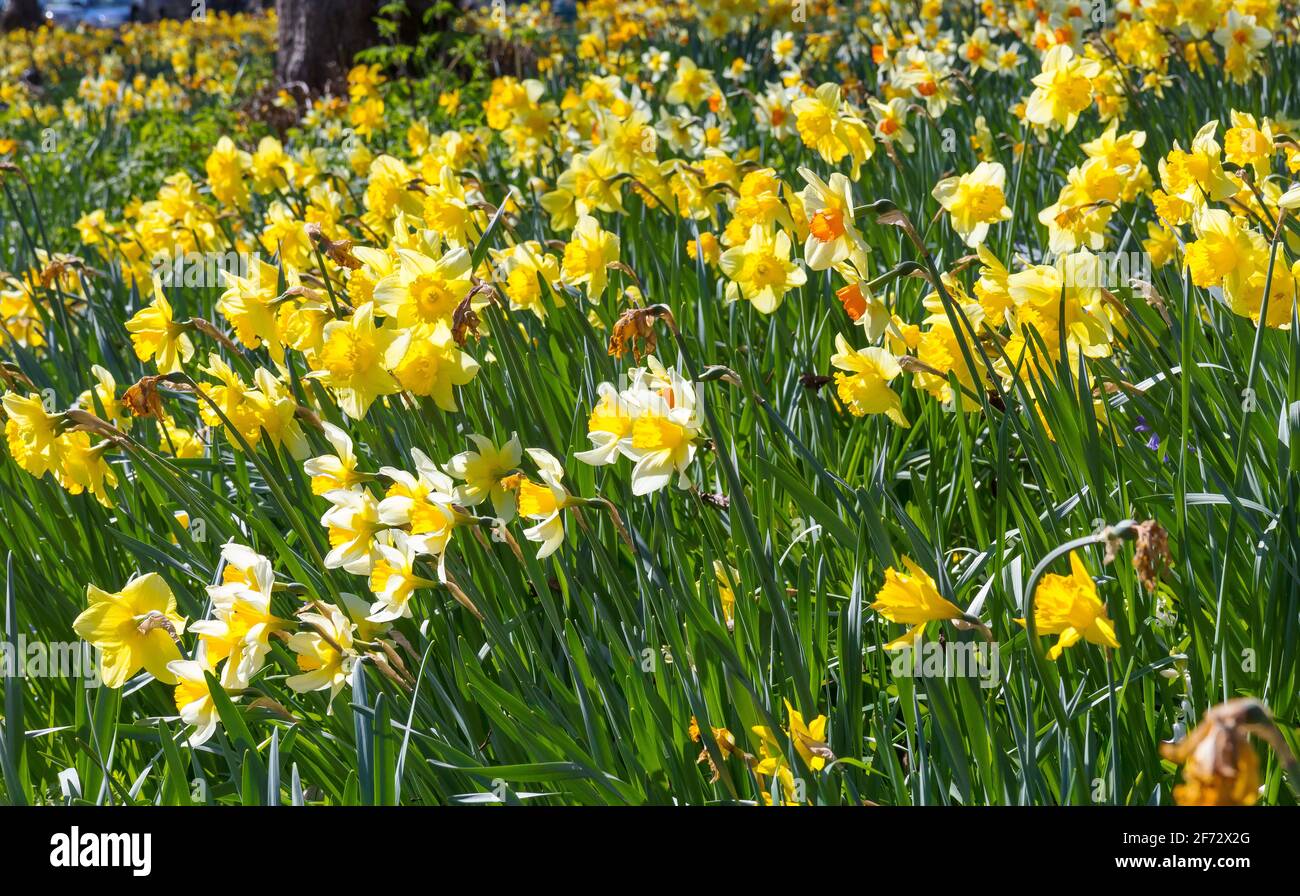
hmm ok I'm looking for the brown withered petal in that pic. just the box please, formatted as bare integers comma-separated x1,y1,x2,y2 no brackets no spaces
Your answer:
1160,698,1297,807
1133,519,1171,593
306,222,362,270
62,409,128,443
122,375,170,419
451,292,482,347
39,254,86,288
608,305,670,361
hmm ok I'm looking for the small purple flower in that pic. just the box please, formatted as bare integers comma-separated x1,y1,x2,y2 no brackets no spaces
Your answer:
1135,416,1160,451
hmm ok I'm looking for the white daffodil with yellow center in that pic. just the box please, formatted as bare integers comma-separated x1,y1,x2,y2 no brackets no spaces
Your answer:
191,543,291,689
377,448,471,559
321,488,385,574
446,433,523,522
367,531,439,623
304,422,369,496
516,448,581,559
286,602,357,702
623,373,703,496
168,652,220,747
575,381,640,467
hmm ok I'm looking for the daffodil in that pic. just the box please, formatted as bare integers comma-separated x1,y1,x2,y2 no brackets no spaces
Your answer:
574,382,638,467
55,431,118,506
285,602,357,701
798,168,861,271
3,392,65,478
304,422,368,495
1019,551,1118,660
217,258,292,363
719,224,807,314
367,531,439,622
561,215,621,300
73,573,186,688
624,374,703,495
446,433,523,522
168,654,221,746
829,334,908,427
1024,44,1099,133
125,282,194,374
384,322,480,410
320,488,385,574
376,449,470,558
372,246,473,328
516,448,579,559
871,557,965,650
932,162,1012,247
309,303,401,420
190,543,290,688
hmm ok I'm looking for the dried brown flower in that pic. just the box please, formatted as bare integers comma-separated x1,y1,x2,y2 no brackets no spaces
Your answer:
1133,519,1171,592
1161,698,1299,806
306,222,362,270
608,305,666,361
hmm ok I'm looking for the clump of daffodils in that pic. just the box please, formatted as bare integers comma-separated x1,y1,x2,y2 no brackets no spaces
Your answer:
576,356,704,495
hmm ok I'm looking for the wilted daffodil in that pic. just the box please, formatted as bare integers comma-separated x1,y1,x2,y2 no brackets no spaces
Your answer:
1161,698,1299,806
73,573,186,688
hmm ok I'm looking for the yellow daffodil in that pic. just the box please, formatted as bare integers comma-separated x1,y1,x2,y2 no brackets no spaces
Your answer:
719,224,807,314
309,303,401,420
932,161,1012,247
829,334,909,426
1024,44,1099,133
125,282,194,374
73,573,186,688
1019,551,1118,660
871,556,965,650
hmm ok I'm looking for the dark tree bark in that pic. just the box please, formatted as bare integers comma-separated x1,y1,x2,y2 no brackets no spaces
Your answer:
1,0,43,32
275,0,382,92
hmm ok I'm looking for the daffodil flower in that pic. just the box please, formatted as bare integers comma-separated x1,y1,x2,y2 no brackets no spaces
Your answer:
125,280,195,374
516,448,580,559
168,653,220,747
367,531,439,622
191,543,290,688
446,433,523,522
1019,550,1119,660
871,557,966,650
73,573,186,688
304,422,369,495
320,488,385,574
285,602,357,702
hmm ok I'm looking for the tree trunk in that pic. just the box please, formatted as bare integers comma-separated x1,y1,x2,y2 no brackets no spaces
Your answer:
1,0,43,32
275,0,381,92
